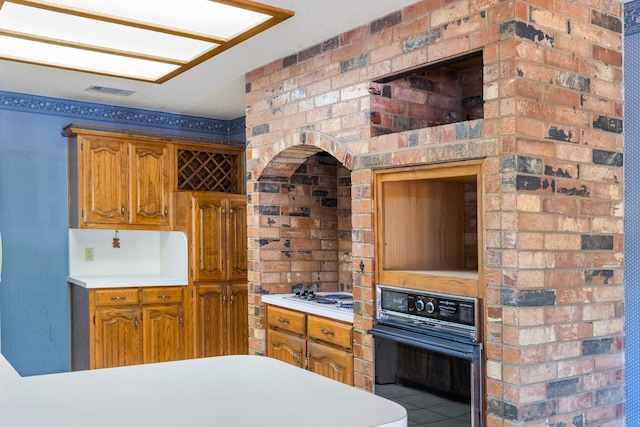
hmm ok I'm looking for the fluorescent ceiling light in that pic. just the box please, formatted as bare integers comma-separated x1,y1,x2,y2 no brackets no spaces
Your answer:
0,0,293,82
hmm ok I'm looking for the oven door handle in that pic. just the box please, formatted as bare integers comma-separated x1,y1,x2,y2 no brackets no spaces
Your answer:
369,324,482,362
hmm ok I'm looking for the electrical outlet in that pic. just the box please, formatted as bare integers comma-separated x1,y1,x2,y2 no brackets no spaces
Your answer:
85,248,94,262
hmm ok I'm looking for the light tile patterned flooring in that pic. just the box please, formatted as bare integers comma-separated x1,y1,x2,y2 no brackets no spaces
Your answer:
376,384,472,427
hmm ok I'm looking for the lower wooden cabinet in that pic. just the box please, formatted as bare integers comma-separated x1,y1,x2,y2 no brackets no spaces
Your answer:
307,341,354,385
71,285,188,370
195,282,248,358
94,306,142,368
265,305,353,386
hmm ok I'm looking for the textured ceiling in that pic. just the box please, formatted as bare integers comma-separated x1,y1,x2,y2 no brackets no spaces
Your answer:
0,1,419,120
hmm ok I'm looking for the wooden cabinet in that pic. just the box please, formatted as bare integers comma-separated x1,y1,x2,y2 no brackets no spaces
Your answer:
374,160,484,297
173,192,248,358
141,287,187,364
307,341,353,385
192,194,247,282
173,192,247,282
66,129,171,230
265,305,354,385
195,283,248,357
94,306,142,369
71,285,188,370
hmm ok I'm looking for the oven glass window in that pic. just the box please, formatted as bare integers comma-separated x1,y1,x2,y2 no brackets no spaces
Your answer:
375,337,477,426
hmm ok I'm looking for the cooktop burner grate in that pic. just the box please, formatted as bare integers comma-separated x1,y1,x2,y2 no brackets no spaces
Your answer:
323,294,353,300
315,299,338,305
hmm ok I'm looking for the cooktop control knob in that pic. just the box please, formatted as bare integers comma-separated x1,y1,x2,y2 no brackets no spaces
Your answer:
415,300,425,311
425,300,436,314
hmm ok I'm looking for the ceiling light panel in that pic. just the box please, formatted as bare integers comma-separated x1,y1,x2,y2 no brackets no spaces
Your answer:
36,0,273,39
0,3,217,62
0,35,180,80
0,0,293,82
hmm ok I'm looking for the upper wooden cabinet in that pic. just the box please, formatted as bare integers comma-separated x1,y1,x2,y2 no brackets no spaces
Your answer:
67,132,171,230
374,161,484,297
64,124,245,230
174,192,247,282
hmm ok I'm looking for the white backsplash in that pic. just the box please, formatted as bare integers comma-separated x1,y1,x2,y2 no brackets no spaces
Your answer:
68,229,187,280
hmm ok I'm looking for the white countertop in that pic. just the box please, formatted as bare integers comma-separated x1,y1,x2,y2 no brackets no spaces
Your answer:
262,292,355,323
0,354,406,427
68,274,188,288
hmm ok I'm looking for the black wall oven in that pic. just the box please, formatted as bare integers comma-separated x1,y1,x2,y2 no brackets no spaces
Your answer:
370,285,483,427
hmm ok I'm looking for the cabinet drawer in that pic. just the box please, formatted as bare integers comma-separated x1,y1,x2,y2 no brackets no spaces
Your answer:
94,289,140,306
307,315,352,349
141,287,184,304
267,306,305,335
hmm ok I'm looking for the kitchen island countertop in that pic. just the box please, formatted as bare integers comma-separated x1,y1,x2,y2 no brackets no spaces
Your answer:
0,354,406,427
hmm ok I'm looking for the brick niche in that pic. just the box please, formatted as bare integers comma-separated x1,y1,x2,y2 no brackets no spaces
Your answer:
244,0,624,426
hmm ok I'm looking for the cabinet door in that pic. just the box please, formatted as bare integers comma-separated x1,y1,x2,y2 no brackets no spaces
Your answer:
194,197,226,281
82,137,128,225
142,304,186,364
307,341,354,386
94,306,142,369
130,142,170,227
195,283,226,358
227,197,248,281
267,329,305,369
227,283,248,355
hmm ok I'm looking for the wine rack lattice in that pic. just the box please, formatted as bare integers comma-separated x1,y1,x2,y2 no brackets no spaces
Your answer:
177,149,238,193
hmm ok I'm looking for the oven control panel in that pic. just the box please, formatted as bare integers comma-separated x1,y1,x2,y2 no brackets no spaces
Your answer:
375,285,479,341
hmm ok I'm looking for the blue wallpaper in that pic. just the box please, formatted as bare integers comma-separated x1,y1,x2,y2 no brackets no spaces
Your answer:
625,20,640,425
0,94,245,376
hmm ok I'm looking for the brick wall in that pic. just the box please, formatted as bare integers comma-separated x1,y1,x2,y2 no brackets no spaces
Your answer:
369,61,484,136
251,153,352,295
245,0,624,425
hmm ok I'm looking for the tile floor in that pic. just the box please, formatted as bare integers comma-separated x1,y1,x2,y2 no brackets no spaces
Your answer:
376,383,472,427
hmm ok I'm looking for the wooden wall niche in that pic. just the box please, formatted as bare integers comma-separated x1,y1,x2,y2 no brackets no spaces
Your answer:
374,161,483,297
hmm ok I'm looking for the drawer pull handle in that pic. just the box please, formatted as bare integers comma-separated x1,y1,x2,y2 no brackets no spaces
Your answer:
295,349,302,367
157,294,172,299
278,317,289,324
320,328,334,336
110,295,127,300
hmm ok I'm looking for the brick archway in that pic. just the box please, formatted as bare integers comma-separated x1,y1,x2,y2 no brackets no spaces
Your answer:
246,131,359,360
249,131,355,181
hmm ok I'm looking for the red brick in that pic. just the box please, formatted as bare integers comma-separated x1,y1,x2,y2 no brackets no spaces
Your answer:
558,392,594,414
557,322,594,342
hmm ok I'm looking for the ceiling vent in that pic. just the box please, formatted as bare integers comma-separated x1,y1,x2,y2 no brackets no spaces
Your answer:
85,85,136,96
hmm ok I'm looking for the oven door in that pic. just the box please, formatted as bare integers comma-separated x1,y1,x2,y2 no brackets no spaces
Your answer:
370,324,483,427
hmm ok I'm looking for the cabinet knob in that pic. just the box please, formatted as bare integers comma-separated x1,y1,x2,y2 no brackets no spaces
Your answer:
121,203,125,216
164,205,168,218
110,295,127,301
277,317,290,324
134,316,139,331
157,294,172,299
320,328,335,336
